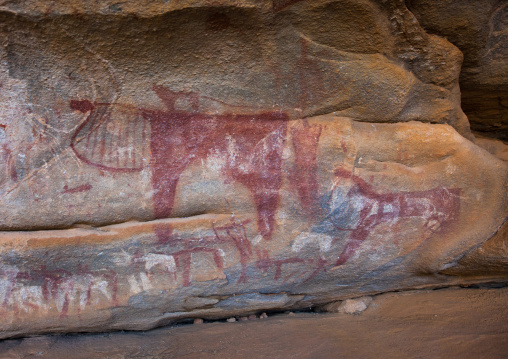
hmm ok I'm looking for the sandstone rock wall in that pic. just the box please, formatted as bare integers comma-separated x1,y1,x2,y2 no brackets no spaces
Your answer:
408,0,508,140
0,0,506,338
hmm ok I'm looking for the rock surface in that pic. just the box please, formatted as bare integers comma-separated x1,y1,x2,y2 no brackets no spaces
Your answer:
408,0,508,140
0,115,505,338
442,220,508,279
474,133,508,161
0,287,506,359
0,0,506,338
321,296,373,314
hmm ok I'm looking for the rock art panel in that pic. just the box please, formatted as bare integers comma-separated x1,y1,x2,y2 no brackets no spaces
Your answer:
321,168,461,266
0,114,505,338
0,0,506,339
70,87,288,240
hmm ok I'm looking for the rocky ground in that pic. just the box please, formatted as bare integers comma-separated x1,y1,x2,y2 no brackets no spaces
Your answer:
1,286,506,359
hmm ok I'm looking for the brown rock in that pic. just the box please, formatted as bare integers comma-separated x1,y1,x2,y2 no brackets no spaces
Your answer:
409,0,508,140
441,220,508,278
474,133,508,161
0,0,506,339
1,288,506,359
0,115,505,338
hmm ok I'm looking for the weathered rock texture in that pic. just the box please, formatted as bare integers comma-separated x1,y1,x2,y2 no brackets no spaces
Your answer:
0,0,506,338
408,0,508,140
1,288,507,359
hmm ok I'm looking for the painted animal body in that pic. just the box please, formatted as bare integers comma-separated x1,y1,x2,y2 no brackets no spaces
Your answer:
70,87,289,241
332,168,461,265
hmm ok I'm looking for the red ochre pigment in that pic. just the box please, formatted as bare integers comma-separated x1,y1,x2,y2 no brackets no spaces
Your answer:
332,168,461,265
289,120,322,217
70,87,295,241
148,107,287,241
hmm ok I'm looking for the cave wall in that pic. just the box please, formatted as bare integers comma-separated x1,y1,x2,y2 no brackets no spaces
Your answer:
0,0,506,338
408,0,508,140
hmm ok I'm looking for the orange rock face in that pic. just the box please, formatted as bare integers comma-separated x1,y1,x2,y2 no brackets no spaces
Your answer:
0,0,506,338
